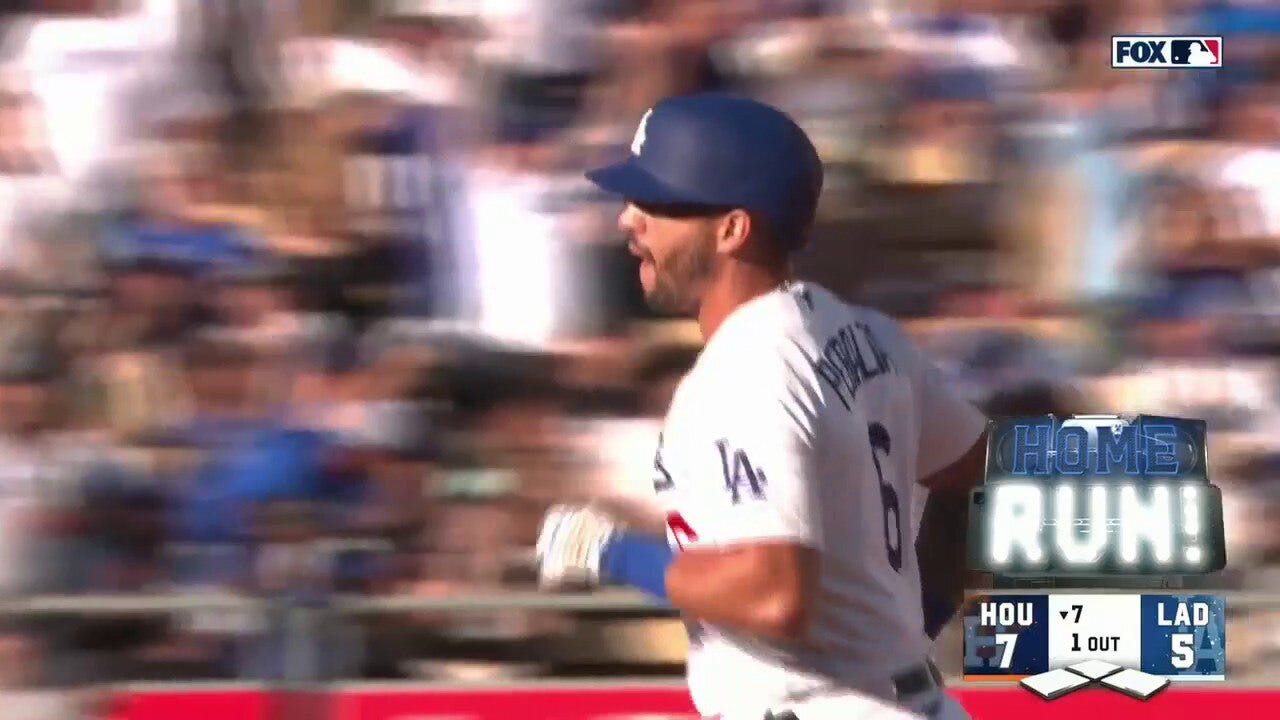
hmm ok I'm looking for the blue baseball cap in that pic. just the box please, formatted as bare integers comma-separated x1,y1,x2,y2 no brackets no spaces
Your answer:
586,93,824,250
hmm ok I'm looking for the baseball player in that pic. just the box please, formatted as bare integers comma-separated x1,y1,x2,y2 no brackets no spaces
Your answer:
537,94,988,720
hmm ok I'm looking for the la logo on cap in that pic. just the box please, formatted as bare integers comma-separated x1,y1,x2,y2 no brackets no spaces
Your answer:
631,108,653,155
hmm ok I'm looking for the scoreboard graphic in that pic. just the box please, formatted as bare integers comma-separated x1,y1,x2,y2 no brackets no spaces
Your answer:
962,593,1225,682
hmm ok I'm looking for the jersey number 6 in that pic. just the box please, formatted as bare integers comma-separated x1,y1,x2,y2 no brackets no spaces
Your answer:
868,422,903,573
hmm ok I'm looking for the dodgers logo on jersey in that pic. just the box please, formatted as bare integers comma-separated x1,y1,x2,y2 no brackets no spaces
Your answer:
652,432,675,493
1112,36,1222,68
715,439,767,504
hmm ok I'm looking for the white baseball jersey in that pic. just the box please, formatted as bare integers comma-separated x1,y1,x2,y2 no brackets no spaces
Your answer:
652,281,986,718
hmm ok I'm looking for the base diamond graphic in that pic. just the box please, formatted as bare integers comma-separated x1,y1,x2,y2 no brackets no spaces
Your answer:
1099,669,1171,700
1067,660,1123,680
1020,669,1093,700
1021,665,1171,701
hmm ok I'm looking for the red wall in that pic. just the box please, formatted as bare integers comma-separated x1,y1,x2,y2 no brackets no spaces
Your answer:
110,683,1280,720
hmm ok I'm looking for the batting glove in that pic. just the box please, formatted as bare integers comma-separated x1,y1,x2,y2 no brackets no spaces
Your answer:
535,504,618,590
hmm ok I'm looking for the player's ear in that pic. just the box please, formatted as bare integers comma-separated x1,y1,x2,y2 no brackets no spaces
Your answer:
715,209,752,254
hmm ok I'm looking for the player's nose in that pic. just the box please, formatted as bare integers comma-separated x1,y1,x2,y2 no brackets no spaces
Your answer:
618,203,645,234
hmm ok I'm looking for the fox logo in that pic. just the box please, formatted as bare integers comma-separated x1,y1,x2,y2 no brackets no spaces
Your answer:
1113,36,1221,68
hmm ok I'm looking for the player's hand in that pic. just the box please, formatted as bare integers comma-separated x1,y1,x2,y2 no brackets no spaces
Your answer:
534,504,618,590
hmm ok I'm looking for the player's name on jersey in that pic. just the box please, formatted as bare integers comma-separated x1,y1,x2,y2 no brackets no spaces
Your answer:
967,414,1226,576
962,593,1226,682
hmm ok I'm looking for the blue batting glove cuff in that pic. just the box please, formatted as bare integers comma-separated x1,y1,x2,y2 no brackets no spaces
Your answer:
600,531,675,602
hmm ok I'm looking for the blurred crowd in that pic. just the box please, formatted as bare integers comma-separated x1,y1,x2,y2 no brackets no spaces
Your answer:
1,0,1280,712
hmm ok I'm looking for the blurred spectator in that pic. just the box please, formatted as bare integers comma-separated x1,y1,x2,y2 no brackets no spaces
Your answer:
756,27,891,187
346,6,483,321
1208,82,1280,244
0,330,100,596
480,0,601,136
210,258,307,361
1096,178,1278,430
104,146,257,281
282,319,366,439
0,344,48,598
1188,0,1280,107
577,336,701,528
882,0,1038,78
0,62,69,276
168,336,260,589
882,66,997,185
79,460,165,592
4,0,190,212
454,111,595,347
99,251,198,353
336,399,436,593
0,628,83,720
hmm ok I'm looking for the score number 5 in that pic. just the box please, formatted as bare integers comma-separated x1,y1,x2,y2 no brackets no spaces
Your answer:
1172,633,1195,669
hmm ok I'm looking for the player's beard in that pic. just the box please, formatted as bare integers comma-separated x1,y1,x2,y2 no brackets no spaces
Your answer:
644,234,715,315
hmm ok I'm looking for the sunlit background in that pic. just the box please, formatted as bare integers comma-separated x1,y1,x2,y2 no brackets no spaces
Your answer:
0,0,1278,716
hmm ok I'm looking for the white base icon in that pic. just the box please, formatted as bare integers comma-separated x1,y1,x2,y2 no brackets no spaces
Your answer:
1021,661,1170,701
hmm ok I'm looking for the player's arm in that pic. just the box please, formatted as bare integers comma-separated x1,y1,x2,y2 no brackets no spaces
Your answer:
916,431,988,639
911,349,990,639
665,539,818,641
663,346,825,642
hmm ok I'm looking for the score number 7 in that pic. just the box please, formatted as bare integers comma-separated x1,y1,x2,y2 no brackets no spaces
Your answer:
989,604,1081,670
994,633,1019,668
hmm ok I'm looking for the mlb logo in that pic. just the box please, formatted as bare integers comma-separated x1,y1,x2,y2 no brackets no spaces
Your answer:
1112,36,1222,68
